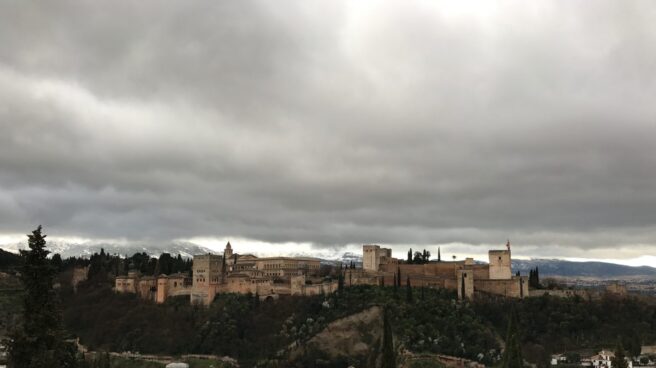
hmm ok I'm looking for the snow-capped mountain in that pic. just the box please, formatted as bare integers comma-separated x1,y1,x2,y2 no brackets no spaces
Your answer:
0,240,214,259
512,259,656,279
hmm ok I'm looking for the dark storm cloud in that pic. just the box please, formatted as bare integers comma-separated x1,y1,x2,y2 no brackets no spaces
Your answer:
1,1,656,258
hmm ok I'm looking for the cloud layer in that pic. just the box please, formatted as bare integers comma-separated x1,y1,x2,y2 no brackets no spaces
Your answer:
1,1,656,260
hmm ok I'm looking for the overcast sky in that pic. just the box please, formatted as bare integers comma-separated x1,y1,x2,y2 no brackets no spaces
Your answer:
1,1,656,264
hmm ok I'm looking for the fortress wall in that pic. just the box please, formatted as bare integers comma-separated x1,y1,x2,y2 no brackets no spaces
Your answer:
115,277,137,293
457,270,474,300
474,276,528,298
471,265,490,280
71,266,89,292
528,289,595,299
137,279,156,300
273,284,292,295
407,276,448,288
422,263,462,278
444,278,457,290
382,262,483,279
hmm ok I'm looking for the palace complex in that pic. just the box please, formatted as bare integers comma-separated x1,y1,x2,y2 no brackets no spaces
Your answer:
115,241,529,305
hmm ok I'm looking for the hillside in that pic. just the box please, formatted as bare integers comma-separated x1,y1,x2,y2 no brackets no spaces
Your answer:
512,259,656,279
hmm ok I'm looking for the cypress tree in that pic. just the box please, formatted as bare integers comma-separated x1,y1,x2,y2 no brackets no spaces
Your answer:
406,276,412,302
407,249,412,264
438,247,441,262
397,266,401,287
338,271,345,292
7,226,76,368
501,307,523,368
381,306,396,368
612,343,629,368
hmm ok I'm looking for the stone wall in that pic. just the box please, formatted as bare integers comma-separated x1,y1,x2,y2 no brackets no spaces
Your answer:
475,276,528,298
290,275,338,296
457,270,474,299
71,266,89,292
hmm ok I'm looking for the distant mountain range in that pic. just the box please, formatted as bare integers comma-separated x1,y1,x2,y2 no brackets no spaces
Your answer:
512,259,656,279
0,241,214,259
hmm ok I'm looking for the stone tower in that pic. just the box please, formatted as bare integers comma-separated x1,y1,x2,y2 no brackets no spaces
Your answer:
224,242,233,259
457,269,474,300
488,241,512,279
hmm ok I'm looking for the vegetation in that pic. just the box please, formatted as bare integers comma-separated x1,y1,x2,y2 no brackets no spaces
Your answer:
500,308,523,368
381,306,396,368
6,226,77,368
611,344,628,368
62,283,499,367
407,249,431,264
0,248,21,271
473,294,656,367
528,268,541,289
5,239,656,368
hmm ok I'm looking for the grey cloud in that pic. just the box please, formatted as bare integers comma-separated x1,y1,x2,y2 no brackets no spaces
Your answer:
1,1,656,259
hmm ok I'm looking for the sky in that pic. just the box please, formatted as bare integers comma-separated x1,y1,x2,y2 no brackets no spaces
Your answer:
1,1,656,265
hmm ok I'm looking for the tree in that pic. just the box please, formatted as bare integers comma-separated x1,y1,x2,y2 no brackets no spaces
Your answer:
622,334,642,358
397,266,402,287
413,251,423,264
501,307,523,368
338,271,345,292
7,226,77,368
407,248,413,264
51,253,63,271
382,306,396,368
438,247,441,262
612,344,628,368
406,276,413,302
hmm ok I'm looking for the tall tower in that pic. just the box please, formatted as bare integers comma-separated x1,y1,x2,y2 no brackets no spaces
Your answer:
224,242,233,259
488,241,512,279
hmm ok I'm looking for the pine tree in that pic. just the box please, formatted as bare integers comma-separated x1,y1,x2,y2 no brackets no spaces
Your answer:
381,306,396,368
51,253,63,271
612,344,629,368
406,276,412,302
7,226,77,368
501,307,524,368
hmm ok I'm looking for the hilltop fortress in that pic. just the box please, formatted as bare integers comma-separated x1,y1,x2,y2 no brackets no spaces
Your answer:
358,242,528,299
115,242,528,305
116,242,337,305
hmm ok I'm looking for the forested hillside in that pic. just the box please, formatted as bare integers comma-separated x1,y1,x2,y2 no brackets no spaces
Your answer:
61,280,656,368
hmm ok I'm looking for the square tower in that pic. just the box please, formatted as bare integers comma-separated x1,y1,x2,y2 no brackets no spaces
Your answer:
488,250,512,279
362,245,391,271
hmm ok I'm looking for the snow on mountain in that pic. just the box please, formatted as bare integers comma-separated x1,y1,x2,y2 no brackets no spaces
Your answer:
0,240,214,259
512,259,656,279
